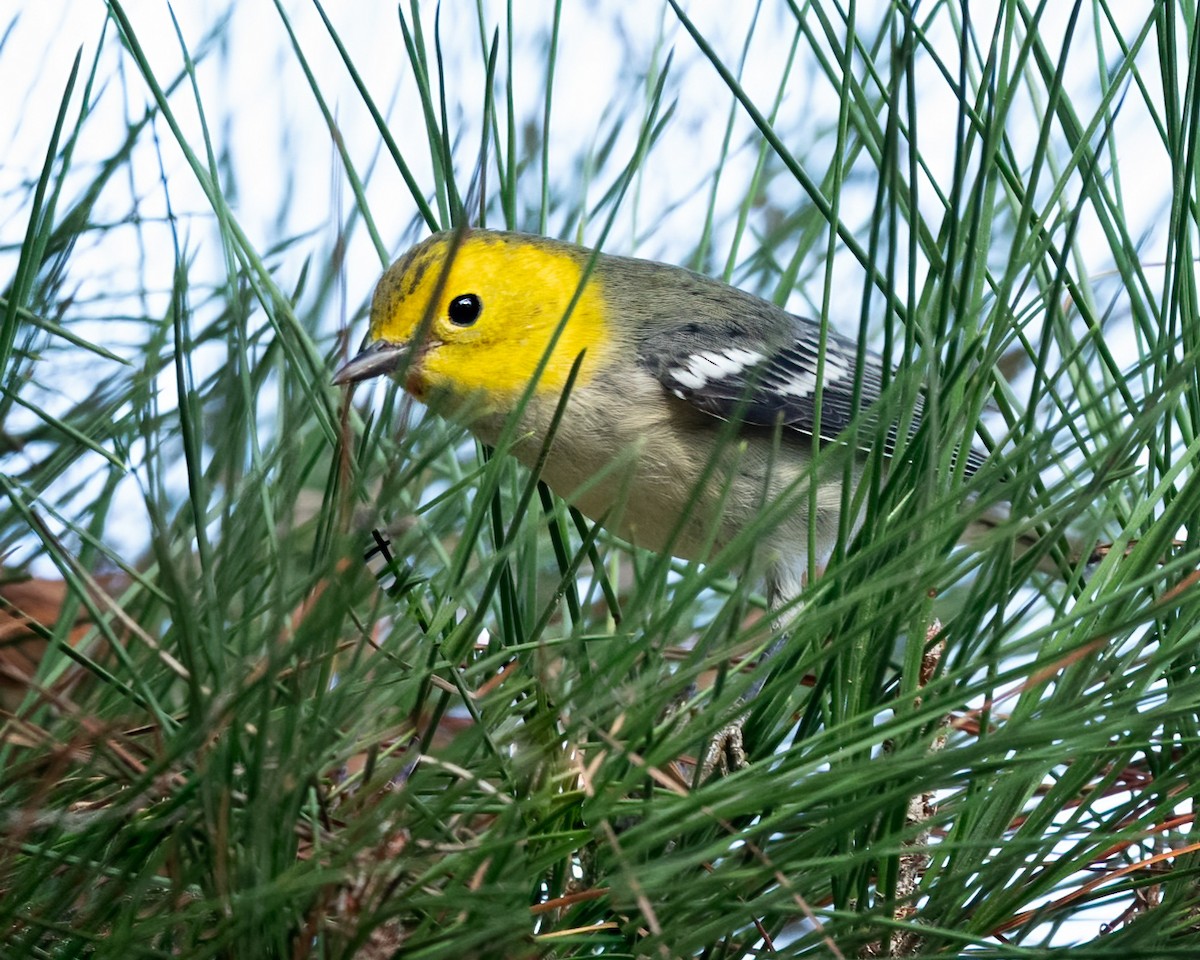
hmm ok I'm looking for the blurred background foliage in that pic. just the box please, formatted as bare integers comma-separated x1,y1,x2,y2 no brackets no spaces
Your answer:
2,1,1199,956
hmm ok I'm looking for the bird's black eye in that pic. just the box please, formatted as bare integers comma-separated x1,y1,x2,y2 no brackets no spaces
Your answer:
448,293,482,326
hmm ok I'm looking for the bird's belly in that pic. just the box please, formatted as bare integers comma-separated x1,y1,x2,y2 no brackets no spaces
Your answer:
518,417,824,564
461,381,845,566
537,442,719,560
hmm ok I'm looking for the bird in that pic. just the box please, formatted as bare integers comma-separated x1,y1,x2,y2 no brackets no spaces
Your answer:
334,228,996,771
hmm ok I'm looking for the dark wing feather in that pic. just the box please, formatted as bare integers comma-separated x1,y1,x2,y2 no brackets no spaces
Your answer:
643,317,901,452
616,259,986,474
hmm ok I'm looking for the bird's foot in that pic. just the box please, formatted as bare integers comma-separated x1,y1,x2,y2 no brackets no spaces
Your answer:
700,713,750,779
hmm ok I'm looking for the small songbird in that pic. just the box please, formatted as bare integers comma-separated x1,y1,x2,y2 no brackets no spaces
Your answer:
335,228,998,769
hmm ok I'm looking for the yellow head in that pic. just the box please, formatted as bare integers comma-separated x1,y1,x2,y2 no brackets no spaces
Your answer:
333,231,612,412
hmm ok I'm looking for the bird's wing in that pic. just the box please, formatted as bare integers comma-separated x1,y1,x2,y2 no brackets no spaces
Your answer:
641,318,899,451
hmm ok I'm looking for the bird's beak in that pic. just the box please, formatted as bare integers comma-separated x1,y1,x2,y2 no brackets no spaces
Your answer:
332,339,409,386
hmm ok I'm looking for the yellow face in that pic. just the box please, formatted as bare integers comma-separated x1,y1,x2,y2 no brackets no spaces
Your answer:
359,232,611,411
